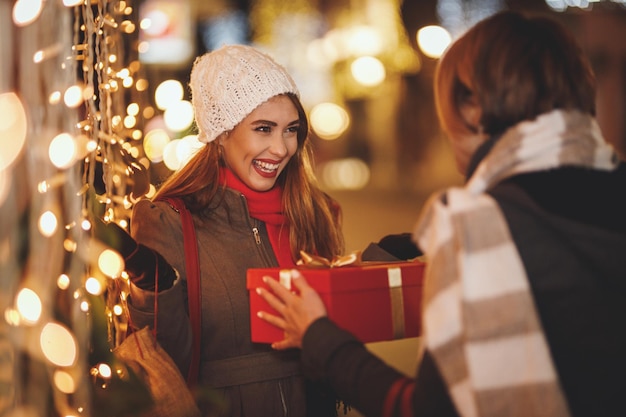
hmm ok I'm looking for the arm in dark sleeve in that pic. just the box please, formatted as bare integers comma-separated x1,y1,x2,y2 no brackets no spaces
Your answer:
301,318,406,416
126,199,193,375
301,318,458,417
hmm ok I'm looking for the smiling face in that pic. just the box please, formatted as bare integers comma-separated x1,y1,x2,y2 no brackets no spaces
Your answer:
219,94,300,192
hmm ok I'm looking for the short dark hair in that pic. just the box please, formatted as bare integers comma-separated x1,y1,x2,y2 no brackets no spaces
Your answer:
435,11,596,138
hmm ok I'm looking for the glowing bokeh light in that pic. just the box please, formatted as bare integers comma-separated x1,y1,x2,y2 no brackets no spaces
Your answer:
0,169,9,206
49,91,62,104
177,134,204,167
321,158,370,190
351,56,386,87
310,102,350,140
98,249,125,278
12,0,44,26
98,363,112,378
57,274,71,290
53,370,76,394
85,277,103,295
417,25,451,59
164,100,194,132
163,139,182,171
38,211,58,237
62,0,83,7
63,85,84,108
143,128,170,163
346,26,384,56
40,322,78,367
16,288,42,324
49,133,77,169
154,79,184,110
127,102,139,116
113,304,124,316
0,92,28,171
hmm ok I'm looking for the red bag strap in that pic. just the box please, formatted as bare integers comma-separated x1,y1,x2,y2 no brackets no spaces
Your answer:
382,377,413,417
163,197,201,388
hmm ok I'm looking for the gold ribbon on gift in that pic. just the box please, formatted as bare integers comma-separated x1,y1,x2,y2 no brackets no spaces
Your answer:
297,250,407,340
297,250,362,267
387,267,405,339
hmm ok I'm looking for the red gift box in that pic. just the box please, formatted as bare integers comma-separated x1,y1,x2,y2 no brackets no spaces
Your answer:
247,260,425,344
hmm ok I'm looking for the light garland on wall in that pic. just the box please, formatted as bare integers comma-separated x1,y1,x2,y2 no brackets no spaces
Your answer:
2,0,154,415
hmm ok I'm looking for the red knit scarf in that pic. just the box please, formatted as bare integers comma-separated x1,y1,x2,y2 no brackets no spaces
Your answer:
221,167,295,267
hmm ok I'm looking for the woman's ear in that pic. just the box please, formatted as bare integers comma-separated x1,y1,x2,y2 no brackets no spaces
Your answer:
216,131,229,145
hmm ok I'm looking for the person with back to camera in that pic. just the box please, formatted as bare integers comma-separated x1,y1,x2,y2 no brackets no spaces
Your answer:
104,44,345,416
255,10,626,417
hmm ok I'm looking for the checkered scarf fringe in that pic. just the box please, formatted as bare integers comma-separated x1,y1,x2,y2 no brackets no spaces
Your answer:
413,109,618,417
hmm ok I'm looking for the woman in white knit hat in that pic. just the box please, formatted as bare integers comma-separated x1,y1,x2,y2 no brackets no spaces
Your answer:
123,44,344,416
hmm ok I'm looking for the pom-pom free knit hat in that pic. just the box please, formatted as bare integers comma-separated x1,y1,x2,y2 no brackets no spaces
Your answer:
189,44,300,144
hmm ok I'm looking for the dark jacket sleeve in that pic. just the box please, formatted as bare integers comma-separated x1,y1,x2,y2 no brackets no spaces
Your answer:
301,318,458,417
301,318,403,416
126,199,193,375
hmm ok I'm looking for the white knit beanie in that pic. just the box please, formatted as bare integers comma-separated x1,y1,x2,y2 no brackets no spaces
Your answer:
189,44,300,143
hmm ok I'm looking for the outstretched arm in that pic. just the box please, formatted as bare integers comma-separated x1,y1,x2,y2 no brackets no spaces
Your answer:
256,269,458,417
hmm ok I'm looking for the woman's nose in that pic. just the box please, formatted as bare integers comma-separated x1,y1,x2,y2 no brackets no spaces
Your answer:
268,133,288,157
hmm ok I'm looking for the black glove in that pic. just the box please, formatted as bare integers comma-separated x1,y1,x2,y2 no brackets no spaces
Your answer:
377,233,422,260
93,218,176,291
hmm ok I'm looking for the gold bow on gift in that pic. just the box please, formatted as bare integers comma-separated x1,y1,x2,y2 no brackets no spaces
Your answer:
297,250,362,268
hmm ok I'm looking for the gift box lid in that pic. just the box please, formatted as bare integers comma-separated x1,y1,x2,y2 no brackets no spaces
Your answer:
246,261,425,293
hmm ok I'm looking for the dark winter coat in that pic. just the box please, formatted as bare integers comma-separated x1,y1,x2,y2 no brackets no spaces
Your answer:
299,160,626,417
127,187,336,417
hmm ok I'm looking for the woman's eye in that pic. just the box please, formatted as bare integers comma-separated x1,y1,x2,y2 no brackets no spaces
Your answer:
286,126,299,134
255,125,271,133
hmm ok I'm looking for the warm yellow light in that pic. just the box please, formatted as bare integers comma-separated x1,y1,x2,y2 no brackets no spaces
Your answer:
143,129,170,163
135,78,149,92
0,92,28,171
417,25,451,59
155,80,184,110
98,249,125,278
123,115,136,128
163,139,182,171
49,91,62,104
310,103,350,140
113,304,124,316
4,308,21,326
85,276,104,295
16,288,42,324
0,169,9,207
177,135,204,167
346,26,384,56
40,322,78,367
57,274,71,290
49,133,77,169
98,363,112,378
164,100,193,132
79,219,91,231
351,56,386,87
38,210,58,237
53,370,76,394
12,0,44,26
130,130,142,141
62,0,83,7
321,158,370,190
127,103,139,116
63,85,84,108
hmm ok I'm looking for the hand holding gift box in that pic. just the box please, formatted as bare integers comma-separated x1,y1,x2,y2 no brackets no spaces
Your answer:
248,252,425,344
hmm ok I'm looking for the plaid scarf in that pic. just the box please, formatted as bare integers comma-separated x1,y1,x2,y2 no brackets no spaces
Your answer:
413,109,618,417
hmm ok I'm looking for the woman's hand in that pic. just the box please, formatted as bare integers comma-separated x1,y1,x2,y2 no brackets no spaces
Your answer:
256,269,327,350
